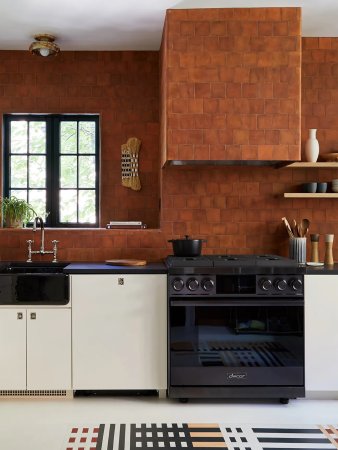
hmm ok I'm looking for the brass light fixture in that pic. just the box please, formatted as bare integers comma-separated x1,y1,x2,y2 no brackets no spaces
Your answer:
29,34,60,57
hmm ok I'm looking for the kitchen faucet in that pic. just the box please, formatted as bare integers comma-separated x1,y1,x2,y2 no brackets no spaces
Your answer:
26,216,59,262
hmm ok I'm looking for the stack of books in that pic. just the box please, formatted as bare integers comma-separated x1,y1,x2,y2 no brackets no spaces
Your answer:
106,221,147,229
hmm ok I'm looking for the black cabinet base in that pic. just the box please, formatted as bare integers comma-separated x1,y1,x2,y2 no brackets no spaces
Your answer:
169,386,304,400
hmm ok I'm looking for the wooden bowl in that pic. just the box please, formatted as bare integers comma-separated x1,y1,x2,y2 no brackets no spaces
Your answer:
321,152,338,161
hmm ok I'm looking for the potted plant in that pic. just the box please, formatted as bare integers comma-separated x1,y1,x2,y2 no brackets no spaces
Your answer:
0,196,37,228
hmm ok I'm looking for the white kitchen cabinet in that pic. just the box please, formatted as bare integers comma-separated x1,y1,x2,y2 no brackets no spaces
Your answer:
0,309,26,389
305,274,338,398
27,309,71,389
0,308,71,391
72,274,167,392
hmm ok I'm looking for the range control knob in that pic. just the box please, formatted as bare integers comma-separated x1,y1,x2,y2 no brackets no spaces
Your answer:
187,278,199,291
259,278,272,291
172,278,184,292
289,278,303,291
275,279,287,291
201,278,215,292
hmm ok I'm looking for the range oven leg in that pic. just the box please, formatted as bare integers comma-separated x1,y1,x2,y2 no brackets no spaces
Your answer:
158,389,167,399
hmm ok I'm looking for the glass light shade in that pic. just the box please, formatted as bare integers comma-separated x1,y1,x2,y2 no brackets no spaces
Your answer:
39,47,50,57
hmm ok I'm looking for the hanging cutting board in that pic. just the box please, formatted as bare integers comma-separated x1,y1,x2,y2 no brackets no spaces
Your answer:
105,259,147,266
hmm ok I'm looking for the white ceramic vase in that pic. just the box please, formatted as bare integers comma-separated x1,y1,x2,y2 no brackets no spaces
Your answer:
305,129,319,162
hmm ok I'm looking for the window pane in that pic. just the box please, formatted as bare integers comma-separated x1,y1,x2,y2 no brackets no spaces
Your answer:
29,122,46,154
11,155,27,188
79,156,95,188
60,121,77,154
29,190,46,220
29,155,46,188
11,121,27,153
79,121,96,154
60,156,77,188
79,190,96,223
10,190,27,202
60,189,77,222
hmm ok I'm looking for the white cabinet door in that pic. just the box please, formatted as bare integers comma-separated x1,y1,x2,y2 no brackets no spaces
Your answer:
0,309,26,389
27,309,72,390
72,274,167,390
305,275,338,393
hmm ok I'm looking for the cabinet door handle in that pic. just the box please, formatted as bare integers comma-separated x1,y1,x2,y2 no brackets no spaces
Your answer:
30,312,36,320
17,312,23,320
118,277,124,285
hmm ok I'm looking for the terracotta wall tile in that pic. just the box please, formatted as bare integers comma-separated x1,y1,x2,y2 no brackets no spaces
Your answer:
161,7,301,163
0,50,160,230
2,33,338,261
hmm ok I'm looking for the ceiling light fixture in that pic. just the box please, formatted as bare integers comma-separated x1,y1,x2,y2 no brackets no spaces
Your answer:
29,34,60,57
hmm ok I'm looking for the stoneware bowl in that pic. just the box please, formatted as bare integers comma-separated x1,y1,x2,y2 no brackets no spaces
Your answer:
317,182,328,193
332,180,338,193
303,182,317,193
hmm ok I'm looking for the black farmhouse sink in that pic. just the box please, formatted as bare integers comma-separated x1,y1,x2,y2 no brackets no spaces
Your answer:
0,262,67,274
0,262,70,305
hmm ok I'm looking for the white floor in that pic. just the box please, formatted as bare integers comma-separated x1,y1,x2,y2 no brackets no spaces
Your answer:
0,395,337,450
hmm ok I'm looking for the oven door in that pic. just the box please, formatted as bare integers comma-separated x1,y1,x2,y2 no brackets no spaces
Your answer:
169,298,304,387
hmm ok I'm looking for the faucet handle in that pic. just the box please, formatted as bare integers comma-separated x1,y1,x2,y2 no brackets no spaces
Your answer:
51,240,59,263
26,240,34,263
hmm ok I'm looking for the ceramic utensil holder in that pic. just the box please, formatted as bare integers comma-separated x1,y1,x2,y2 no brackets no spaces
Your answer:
324,234,334,266
289,237,307,265
310,234,319,262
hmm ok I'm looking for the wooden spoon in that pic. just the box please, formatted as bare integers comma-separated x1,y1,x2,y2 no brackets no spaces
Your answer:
282,217,294,238
292,219,299,237
300,218,310,237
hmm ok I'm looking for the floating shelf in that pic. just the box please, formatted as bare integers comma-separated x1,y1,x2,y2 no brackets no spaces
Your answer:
285,162,338,168
284,193,338,198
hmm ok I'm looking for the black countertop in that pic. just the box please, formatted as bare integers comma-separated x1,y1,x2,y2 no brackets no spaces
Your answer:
63,262,338,275
64,262,167,274
305,264,338,275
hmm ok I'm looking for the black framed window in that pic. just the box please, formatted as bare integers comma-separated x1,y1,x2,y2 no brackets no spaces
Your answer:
3,114,99,227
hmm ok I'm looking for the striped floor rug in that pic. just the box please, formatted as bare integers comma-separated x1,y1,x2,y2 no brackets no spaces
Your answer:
64,423,338,450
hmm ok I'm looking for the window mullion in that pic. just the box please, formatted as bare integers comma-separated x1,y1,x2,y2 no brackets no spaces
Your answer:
52,117,59,227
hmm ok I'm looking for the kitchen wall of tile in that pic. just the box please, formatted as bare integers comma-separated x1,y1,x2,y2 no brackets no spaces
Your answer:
0,50,160,229
0,37,338,262
302,38,338,154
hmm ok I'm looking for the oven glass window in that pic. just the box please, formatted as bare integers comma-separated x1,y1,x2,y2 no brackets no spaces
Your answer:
170,305,304,371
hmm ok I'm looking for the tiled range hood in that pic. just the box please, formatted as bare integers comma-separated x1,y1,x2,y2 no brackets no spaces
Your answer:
160,7,301,167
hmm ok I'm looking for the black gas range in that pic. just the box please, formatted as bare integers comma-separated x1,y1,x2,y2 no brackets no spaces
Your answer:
166,253,303,270
166,254,305,404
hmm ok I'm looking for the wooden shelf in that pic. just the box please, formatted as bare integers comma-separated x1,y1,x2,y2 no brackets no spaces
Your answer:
285,162,338,168
284,193,338,198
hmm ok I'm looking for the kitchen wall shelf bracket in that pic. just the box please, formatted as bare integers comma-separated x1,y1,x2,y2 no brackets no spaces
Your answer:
284,193,338,198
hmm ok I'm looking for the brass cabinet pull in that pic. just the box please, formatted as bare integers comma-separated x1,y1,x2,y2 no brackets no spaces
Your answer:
30,312,36,320
17,312,23,320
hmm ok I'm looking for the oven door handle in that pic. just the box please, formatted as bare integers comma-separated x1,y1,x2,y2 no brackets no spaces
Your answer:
170,300,304,307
